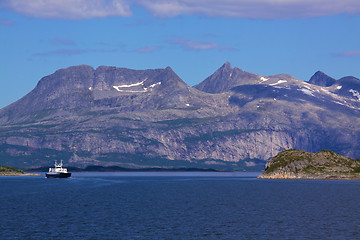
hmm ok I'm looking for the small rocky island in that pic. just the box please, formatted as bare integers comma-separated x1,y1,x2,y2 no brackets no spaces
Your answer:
0,165,39,176
258,149,360,180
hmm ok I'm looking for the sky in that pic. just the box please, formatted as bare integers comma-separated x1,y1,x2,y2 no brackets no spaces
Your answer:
0,0,360,108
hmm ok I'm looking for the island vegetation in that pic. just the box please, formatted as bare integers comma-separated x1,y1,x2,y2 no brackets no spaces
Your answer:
258,149,360,180
0,165,39,176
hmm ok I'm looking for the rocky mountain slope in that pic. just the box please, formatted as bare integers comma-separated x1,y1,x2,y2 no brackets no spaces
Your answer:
308,71,336,87
193,62,262,93
258,149,360,179
0,63,359,170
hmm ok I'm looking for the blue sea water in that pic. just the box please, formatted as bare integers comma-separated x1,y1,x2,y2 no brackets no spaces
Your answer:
1,172,360,240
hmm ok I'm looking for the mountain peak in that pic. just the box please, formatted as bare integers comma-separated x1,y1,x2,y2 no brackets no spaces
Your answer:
309,71,336,87
194,63,258,93
221,62,232,70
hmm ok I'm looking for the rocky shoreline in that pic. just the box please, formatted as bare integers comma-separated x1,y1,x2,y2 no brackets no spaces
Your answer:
258,149,360,180
0,172,40,176
258,172,360,180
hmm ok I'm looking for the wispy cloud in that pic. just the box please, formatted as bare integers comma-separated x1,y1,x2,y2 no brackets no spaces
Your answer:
3,0,360,19
336,51,360,57
134,46,162,53
51,37,76,46
96,41,110,46
0,18,15,26
168,38,233,51
2,0,132,20
34,49,86,57
34,48,117,57
138,0,360,19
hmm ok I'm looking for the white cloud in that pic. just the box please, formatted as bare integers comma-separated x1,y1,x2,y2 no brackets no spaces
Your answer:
137,0,360,19
3,0,132,19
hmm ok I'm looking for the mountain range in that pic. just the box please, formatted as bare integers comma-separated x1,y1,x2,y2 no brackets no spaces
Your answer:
0,62,359,170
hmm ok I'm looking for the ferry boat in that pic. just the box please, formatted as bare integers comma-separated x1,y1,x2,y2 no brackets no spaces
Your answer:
45,160,71,178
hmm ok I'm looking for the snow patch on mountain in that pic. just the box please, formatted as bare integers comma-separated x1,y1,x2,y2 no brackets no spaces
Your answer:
349,89,360,100
147,82,162,89
113,79,161,93
113,88,145,93
299,88,314,96
270,80,287,86
260,77,269,83
303,85,314,91
113,80,146,91
320,88,331,95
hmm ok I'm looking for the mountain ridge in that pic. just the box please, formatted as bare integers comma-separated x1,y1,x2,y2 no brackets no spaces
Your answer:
0,63,359,170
